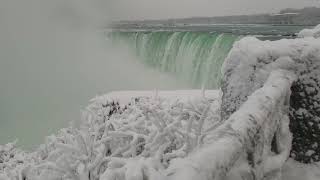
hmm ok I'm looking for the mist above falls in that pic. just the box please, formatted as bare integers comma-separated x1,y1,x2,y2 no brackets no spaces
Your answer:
0,0,187,148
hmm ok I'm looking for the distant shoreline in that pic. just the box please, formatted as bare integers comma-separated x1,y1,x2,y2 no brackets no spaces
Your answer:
111,7,320,27
108,24,311,39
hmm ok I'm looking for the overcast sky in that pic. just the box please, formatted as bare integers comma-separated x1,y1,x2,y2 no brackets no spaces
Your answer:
106,0,320,20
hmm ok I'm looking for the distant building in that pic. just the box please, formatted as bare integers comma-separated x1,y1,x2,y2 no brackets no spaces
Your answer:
270,13,299,25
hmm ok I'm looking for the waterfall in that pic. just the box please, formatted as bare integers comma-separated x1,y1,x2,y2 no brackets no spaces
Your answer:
109,31,241,89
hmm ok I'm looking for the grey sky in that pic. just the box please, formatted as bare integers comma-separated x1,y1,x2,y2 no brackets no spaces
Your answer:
106,0,320,20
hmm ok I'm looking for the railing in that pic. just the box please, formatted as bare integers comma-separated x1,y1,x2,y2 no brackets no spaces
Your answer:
166,70,296,180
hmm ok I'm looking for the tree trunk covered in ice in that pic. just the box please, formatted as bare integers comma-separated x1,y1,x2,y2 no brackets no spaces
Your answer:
221,34,320,163
167,70,295,180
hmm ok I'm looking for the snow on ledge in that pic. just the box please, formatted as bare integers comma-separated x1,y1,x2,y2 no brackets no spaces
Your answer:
90,89,221,105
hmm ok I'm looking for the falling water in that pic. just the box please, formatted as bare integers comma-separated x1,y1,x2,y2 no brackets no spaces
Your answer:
109,31,241,88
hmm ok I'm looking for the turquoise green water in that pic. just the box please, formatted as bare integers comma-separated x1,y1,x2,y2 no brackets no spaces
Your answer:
109,32,241,88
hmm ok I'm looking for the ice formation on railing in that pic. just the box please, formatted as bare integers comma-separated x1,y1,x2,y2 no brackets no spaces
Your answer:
167,70,296,180
221,27,320,163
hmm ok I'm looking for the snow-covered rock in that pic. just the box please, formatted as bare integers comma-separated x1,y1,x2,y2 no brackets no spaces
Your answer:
298,25,320,38
221,32,320,163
